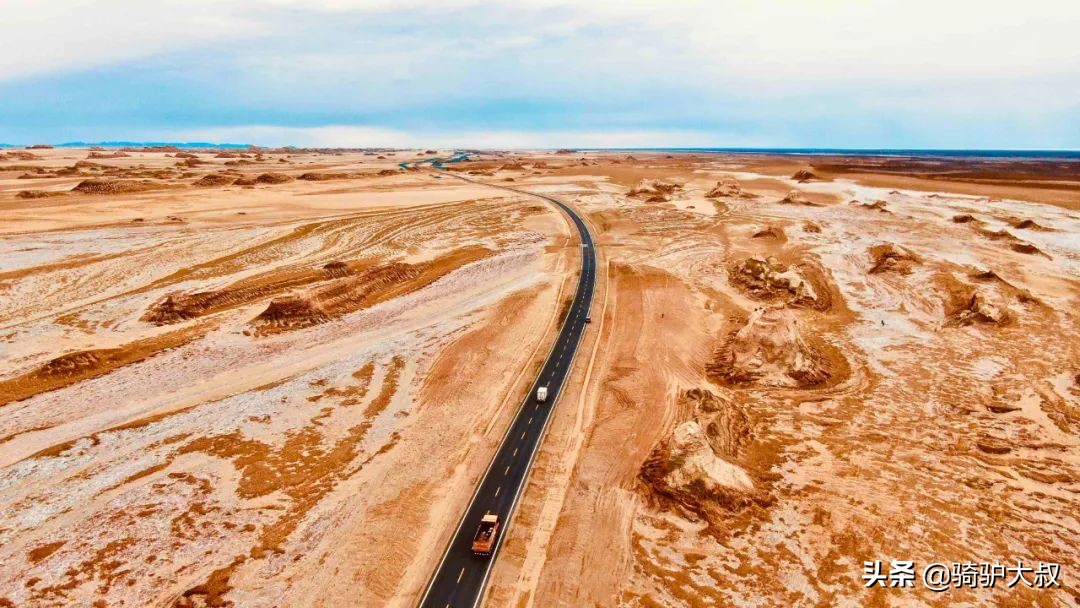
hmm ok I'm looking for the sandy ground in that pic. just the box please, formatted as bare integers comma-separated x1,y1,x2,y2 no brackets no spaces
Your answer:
472,151,1080,607
1,148,1078,607
0,148,574,607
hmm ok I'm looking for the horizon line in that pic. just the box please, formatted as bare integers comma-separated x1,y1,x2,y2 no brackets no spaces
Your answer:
2,141,1079,156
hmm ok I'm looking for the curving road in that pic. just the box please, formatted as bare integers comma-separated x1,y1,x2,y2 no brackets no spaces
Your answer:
417,169,596,608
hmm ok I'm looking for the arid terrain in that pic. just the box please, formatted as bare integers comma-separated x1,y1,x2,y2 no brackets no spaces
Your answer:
1,147,1078,607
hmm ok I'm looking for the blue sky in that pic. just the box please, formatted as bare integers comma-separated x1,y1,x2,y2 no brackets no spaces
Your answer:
1,0,1078,148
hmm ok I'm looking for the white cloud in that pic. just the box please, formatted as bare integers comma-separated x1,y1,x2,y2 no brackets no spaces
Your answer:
3,0,1077,147
5,0,1078,85
0,1,266,80
165,124,748,148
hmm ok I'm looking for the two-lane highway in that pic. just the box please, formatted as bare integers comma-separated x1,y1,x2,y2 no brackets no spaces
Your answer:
417,172,596,608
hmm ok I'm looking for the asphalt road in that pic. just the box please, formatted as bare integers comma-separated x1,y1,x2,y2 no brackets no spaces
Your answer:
417,173,596,608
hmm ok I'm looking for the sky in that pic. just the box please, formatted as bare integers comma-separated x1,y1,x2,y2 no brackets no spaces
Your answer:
1,0,1078,149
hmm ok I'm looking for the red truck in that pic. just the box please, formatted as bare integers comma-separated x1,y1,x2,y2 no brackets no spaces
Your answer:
471,514,500,556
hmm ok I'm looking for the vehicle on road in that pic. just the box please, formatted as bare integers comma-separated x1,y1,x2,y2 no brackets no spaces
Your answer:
471,514,500,556
585,316,592,323
417,171,595,608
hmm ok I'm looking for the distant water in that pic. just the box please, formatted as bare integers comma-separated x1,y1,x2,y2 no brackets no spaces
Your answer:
599,148,1080,160
56,141,251,149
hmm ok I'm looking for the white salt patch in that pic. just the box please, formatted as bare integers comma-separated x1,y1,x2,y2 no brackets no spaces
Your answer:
969,357,1007,380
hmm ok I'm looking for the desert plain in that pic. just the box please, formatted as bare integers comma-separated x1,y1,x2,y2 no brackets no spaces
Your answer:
0,146,1078,607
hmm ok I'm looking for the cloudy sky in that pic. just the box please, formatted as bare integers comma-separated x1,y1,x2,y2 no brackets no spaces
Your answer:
1,0,1078,148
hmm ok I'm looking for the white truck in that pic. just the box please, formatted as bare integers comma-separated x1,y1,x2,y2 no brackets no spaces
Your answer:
536,386,549,402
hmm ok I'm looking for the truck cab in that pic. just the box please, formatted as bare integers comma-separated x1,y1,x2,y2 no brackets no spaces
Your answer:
536,386,548,402
471,513,500,556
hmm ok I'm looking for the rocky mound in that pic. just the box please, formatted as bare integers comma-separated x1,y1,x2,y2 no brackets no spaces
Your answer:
791,169,817,182
937,274,1014,326
868,243,920,274
72,179,159,194
0,151,42,161
708,308,833,387
309,263,421,312
975,437,1012,455
115,168,176,180
193,174,236,187
956,292,1013,325
976,227,1018,241
251,295,332,332
323,261,351,277
730,257,822,308
971,269,1006,283
87,151,130,159
245,250,487,336
639,420,755,524
704,178,754,199
859,200,890,213
778,190,819,206
141,292,215,324
16,169,51,178
246,263,422,335
628,179,682,202
74,160,109,170
683,388,752,457
143,259,369,325
803,221,822,233
254,172,294,185
298,172,353,181
0,344,164,406
16,190,65,199
377,169,399,176
751,225,785,240
1011,218,1053,231
38,351,105,378
1010,242,1047,256
952,214,978,223
638,389,773,534
498,162,527,171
